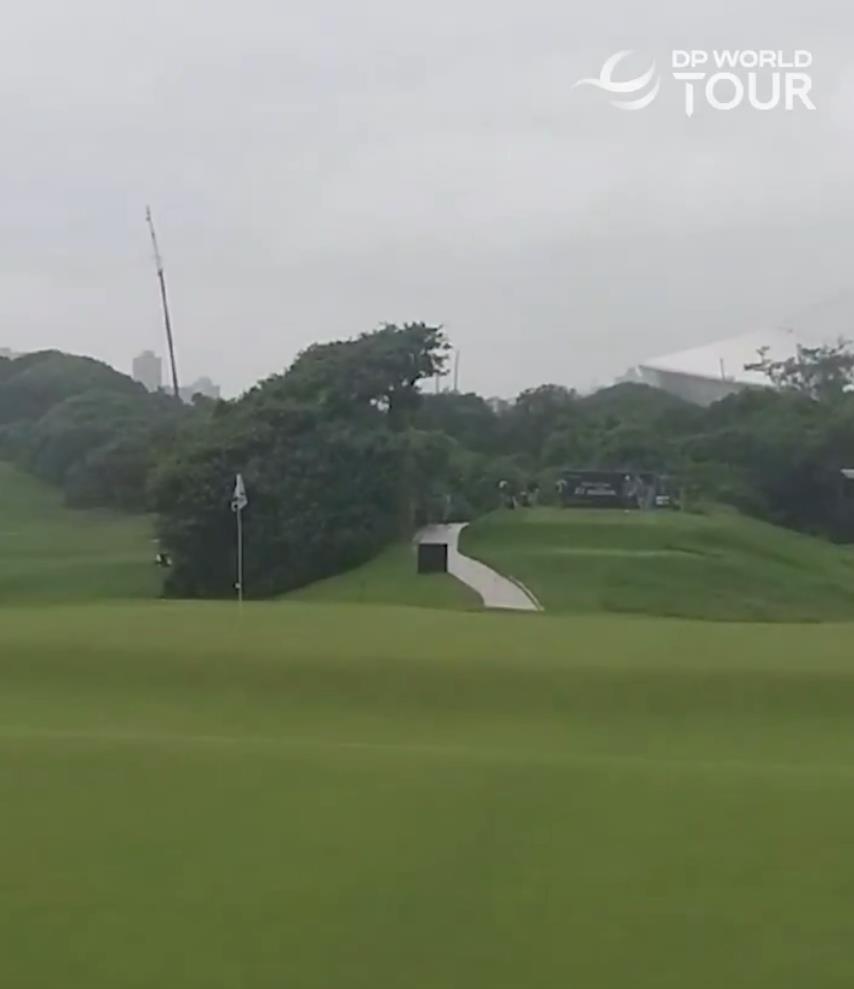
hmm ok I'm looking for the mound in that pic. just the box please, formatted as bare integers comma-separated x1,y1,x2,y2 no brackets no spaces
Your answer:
0,461,160,602
289,541,480,610
461,507,854,621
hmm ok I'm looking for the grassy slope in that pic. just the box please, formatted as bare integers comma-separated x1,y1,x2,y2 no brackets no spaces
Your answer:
461,507,854,621
2,601,854,987
290,541,480,609
0,461,161,602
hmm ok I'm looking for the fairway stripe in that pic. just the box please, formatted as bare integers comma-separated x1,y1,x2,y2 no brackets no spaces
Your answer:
1,726,854,782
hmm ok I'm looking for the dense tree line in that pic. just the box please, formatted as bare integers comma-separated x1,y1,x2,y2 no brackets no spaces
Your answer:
0,350,196,511
2,333,854,598
151,323,455,596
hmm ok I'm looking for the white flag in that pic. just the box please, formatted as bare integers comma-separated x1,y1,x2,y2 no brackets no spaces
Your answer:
231,473,248,512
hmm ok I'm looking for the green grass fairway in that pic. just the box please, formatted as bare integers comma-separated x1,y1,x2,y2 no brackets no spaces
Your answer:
3,601,854,987
290,541,479,609
0,462,160,602
462,508,854,621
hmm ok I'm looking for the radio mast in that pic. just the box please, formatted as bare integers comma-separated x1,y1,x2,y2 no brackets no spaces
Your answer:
145,207,181,401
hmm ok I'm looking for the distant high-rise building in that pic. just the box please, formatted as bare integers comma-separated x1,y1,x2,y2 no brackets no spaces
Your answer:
132,350,163,392
486,396,510,414
180,376,221,403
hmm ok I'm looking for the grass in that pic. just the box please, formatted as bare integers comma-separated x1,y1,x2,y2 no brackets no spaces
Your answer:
4,462,854,985
461,507,854,621
2,601,854,987
0,461,161,602
290,541,479,609
7,448,850,624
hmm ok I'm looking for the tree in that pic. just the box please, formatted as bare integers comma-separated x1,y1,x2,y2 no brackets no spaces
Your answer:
15,390,154,485
415,392,501,454
0,350,145,425
9,326,854,597
745,338,854,402
64,418,185,512
151,324,457,597
152,403,404,598
506,384,578,461
0,351,189,510
0,355,14,384
681,389,835,530
267,323,450,533
268,322,450,427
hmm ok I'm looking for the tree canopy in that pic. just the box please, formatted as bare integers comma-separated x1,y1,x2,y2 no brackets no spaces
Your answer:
3,327,854,598
745,339,854,402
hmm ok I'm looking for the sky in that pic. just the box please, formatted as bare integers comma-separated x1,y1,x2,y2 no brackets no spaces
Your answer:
2,0,853,397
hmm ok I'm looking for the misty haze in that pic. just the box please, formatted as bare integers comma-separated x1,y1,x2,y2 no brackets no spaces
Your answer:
3,1,853,396
3,3,854,988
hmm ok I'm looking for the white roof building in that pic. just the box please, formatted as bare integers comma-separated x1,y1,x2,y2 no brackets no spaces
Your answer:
624,328,803,406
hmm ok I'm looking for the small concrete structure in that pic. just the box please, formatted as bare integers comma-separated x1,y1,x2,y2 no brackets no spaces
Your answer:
418,523,540,612
418,542,449,574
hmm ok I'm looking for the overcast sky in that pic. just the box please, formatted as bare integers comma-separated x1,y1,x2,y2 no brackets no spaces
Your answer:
2,0,853,396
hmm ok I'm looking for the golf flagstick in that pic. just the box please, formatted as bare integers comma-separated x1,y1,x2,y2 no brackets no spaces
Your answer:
230,473,248,603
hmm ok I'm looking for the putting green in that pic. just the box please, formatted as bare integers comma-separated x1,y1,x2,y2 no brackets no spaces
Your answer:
2,601,854,988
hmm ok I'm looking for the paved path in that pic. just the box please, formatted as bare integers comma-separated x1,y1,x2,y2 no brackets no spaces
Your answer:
418,523,541,612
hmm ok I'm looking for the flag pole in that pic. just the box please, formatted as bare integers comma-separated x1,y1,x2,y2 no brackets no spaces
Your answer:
231,473,248,604
236,504,244,604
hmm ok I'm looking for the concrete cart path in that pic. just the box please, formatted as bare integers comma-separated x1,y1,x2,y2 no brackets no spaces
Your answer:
418,523,541,612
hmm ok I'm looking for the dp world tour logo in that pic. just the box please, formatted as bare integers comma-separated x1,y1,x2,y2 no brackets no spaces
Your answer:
573,50,661,110
575,49,815,115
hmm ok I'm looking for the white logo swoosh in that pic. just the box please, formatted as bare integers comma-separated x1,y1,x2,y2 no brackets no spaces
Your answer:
574,50,661,110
